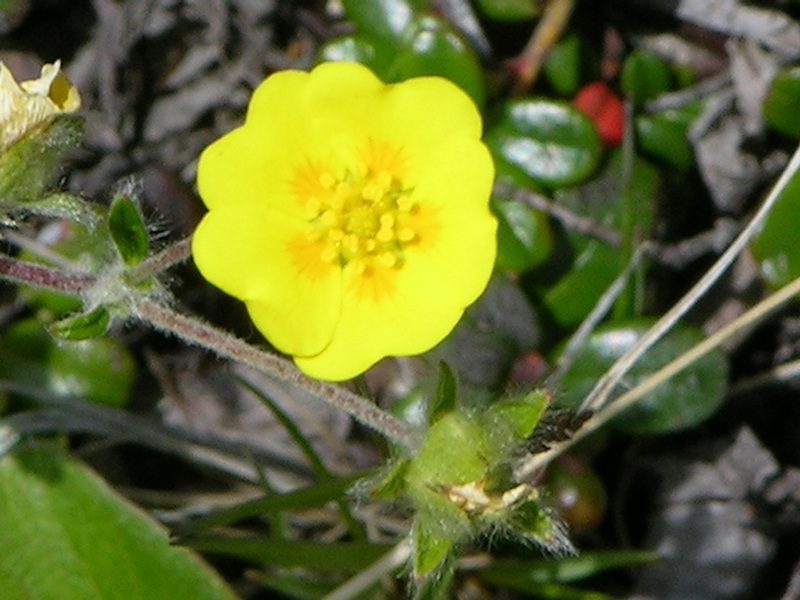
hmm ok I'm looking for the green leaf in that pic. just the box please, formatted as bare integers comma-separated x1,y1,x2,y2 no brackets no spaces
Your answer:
0,114,83,207
0,443,236,600
108,194,149,265
539,151,659,326
751,160,800,287
486,99,603,189
556,319,729,433
764,66,800,138
341,0,428,42
0,318,135,407
493,195,554,272
473,0,541,21
543,33,585,97
386,15,486,107
620,49,672,106
635,105,701,170
188,536,391,573
317,34,395,74
482,551,657,585
48,306,110,340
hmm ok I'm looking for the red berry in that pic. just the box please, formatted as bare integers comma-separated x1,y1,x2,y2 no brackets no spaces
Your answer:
573,81,624,146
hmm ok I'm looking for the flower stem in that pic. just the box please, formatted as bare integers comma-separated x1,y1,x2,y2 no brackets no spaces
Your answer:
128,237,193,282
0,252,420,451
128,296,421,451
0,255,92,293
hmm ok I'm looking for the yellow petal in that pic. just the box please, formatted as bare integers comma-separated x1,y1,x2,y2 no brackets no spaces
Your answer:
192,205,342,356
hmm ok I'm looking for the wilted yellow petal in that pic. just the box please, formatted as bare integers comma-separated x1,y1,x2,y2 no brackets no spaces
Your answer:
0,60,81,154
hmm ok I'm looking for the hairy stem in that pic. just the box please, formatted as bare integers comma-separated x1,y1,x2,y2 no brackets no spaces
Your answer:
0,251,420,451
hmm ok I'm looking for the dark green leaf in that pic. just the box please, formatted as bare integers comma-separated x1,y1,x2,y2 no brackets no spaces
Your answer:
0,318,135,407
543,33,585,96
750,161,800,288
635,105,700,170
341,0,428,42
486,99,602,189
764,66,800,138
473,0,541,21
493,196,554,272
0,443,236,600
620,49,672,106
188,536,392,572
386,15,486,107
556,320,729,434
108,194,149,265
317,34,395,74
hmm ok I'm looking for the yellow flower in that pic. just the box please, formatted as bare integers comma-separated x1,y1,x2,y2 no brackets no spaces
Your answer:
193,62,496,381
0,60,81,154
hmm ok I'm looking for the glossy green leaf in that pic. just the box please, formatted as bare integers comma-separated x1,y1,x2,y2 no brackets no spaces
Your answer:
341,0,428,42
539,151,659,326
543,32,585,96
486,99,603,189
620,49,672,105
0,318,135,407
386,15,486,107
635,104,701,170
750,161,800,287
317,34,395,74
763,66,800,138
48,306,111,340
0,114,83,207
556,320,729,434
473,0,541,21
0,443,236,600
108,194,149,265
493,196,554,272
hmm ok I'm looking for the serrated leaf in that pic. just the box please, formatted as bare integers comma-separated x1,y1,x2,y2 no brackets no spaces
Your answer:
48,306,110,340
0,443,236,600
108,194,149,265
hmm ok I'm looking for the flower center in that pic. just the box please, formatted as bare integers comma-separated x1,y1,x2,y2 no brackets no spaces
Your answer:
306,168,418,273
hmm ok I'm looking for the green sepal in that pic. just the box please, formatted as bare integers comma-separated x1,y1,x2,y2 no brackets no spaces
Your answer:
0,114,83,208
406,411,487,487
513,498,573,553
367,458,411,500
483,389,550,442
408,484,470,577
108,194,149,265
48,306,111,341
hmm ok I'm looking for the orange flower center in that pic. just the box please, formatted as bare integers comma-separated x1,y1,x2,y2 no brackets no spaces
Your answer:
303,166,420,274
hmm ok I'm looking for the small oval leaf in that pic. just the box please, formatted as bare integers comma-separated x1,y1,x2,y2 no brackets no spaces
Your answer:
486,99,602,189
108,194,149,265
556,320,729,434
